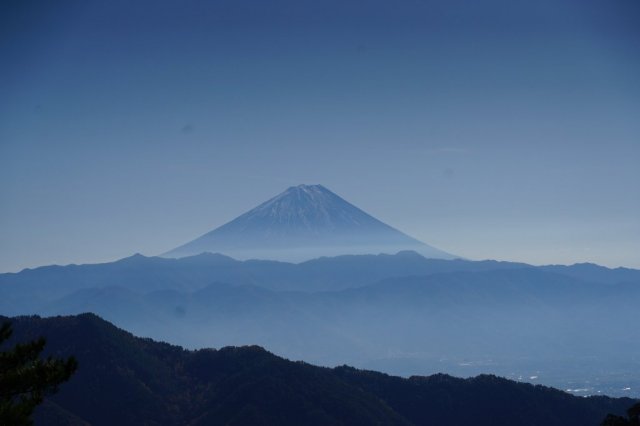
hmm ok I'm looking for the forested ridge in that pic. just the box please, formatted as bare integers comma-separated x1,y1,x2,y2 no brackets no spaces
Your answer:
2,314,635,426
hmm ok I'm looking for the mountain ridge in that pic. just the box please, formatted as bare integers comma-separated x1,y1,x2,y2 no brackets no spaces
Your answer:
1,313,633,426
1,252,639,397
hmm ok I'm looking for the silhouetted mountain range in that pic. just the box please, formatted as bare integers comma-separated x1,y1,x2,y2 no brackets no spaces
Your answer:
1,251,639,397
163,184,455,261
2,250,638,312
2,314,634,426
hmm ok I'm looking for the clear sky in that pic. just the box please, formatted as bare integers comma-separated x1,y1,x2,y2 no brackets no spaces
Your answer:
1,0,639,272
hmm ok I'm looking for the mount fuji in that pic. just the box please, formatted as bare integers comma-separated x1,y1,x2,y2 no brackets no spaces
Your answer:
163,184,456,261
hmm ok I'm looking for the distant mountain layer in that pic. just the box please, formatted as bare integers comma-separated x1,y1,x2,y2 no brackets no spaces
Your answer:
2,314,633,426
2,251,638,308
1,252,639,397
164,184,455,260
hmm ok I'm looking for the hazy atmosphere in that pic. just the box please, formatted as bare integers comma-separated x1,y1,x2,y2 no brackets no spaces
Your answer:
1,0,639,272
2,2,640,425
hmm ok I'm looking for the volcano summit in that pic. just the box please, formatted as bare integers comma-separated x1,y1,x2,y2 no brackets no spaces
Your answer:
164,184,455,261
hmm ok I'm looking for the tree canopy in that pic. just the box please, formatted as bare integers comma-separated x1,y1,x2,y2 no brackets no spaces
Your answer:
0,322,77,426
602,402,640,426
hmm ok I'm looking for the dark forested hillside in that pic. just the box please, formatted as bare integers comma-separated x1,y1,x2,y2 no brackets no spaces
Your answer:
2,314,634,426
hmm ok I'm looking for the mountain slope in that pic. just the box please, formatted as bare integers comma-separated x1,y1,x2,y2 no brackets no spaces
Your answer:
163,184,455,260
1,314,633,426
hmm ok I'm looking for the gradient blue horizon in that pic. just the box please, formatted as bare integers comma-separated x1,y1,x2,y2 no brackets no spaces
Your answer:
1,0,639,272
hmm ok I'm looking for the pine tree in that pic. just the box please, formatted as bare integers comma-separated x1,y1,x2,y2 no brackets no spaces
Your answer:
0,322,77,426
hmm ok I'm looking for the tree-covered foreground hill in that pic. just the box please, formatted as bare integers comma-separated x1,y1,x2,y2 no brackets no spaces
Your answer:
2,314,635,426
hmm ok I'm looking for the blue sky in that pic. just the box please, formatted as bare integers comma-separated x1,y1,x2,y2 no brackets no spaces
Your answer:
1,0,639,271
